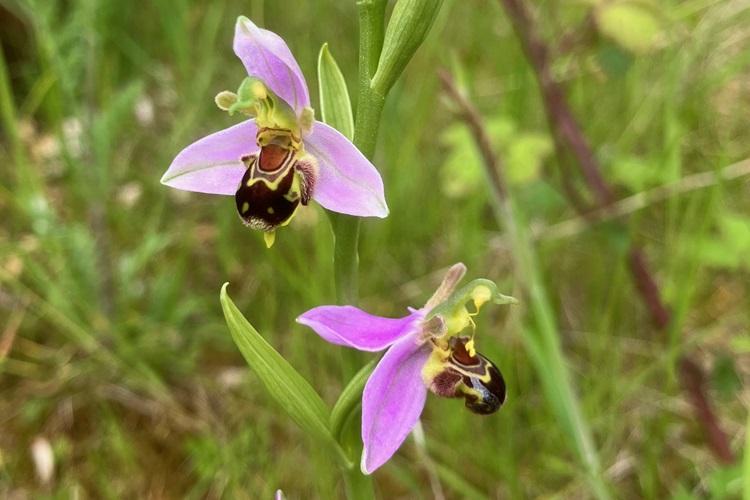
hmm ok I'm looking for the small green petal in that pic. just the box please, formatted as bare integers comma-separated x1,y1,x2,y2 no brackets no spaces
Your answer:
425,278,518,331
227,77,301,134
215,90,238,111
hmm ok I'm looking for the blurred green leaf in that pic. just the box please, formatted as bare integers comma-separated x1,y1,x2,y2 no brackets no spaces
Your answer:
711,355,741,400
219,284,335,447
669,484,696,500
440,117,513,197
706,463,743,499
690,211,750,270
440,130,480,197
506,133,553,185
435,463,490,500
693,238,738,269
440,117,550,196
598,221,632,256
596,1,663,54
722,214,750,254
596,42,634,78
317,43,354,140
610,155,668,191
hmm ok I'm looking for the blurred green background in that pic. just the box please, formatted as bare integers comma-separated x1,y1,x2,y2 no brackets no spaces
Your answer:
1,0,749,498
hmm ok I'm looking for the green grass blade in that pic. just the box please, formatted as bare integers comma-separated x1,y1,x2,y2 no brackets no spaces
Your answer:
220,283,344,457
504,197,612,500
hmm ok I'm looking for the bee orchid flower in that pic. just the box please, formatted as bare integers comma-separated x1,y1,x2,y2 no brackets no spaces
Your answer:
297,263,517,474
161,16,388,247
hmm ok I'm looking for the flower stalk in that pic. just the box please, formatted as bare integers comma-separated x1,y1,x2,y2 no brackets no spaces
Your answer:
329,0,387,305
328,4,388,496
331,0,443,303
325,0,446,493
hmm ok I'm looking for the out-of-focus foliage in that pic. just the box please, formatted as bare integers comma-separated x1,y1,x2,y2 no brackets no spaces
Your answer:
595,0,664,54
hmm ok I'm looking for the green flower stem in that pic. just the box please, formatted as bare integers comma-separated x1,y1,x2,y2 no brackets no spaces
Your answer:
353,0,387,159
342,465,375,500
330,0,387,306
335,3,387,498
330,214,362,305
357,0,387,95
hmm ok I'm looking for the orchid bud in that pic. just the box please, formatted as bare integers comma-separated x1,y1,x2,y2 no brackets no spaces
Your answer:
371,0,445,95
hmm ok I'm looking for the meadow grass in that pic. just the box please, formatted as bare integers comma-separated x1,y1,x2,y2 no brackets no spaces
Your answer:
1,0,749,498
